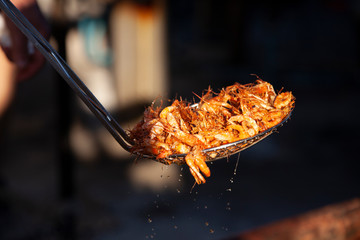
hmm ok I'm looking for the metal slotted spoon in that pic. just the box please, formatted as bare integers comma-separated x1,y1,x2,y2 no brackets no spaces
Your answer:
144,112,292,165
0,0,292,165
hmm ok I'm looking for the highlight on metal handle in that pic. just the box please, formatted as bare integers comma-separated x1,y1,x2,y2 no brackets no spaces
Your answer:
0,0,133,151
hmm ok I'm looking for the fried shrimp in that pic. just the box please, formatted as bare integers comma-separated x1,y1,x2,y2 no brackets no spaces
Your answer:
129,77,295,184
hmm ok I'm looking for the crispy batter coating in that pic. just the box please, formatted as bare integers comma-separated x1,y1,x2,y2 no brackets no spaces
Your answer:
129,77,295,184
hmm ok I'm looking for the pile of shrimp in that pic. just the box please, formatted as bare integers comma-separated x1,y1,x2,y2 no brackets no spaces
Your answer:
129,77,295,184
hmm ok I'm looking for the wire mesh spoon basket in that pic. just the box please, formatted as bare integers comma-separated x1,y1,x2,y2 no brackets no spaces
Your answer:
0,0,292,165
142,111,291,165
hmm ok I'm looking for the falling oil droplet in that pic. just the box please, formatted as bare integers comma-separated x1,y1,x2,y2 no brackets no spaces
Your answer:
234,153,240,175
176,189,181,193
226,188,232,192
174,225,178,229
230,178,234,184
226,203,231,210
222,226,229,231
205,222,209,226
210,229,215,234
204,205,208,209
148,218,152,223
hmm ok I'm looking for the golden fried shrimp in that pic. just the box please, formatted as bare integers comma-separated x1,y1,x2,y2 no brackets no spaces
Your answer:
143,103,161,122
241,116,260,137
226,125,249,140
165,135,191,154
159,106,178,127
173,142,191,154
261,110,286,129
169,127,205,147
211,130,239,143
159,105,175,119
274,92,294,109
143,139,172,158
129,77,295,185
228,115,244,124
199,97,234,119
185,148,210,184
250,79,276,103
141,119,165,139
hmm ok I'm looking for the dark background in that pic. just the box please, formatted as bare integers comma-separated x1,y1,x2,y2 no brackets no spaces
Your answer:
1,0,360,239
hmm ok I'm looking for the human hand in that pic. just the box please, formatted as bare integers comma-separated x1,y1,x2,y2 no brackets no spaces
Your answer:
1,0,50,81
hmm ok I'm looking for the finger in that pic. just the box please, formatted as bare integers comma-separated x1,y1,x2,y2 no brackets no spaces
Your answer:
4,16,29,67
16,50,45,81
0,46,14,62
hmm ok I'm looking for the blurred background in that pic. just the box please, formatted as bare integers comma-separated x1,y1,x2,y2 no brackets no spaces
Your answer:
1,0,360,239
